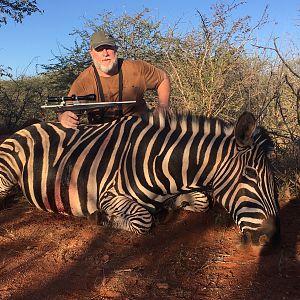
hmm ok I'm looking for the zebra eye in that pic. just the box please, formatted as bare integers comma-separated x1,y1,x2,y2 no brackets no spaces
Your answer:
243,166,258,181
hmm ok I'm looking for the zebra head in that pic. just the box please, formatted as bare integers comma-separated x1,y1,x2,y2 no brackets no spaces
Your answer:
212,112,280,249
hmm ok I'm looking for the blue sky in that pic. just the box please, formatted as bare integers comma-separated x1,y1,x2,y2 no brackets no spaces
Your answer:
0,0,299,77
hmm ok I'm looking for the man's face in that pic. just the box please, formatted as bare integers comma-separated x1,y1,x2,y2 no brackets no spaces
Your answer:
90,45,118,74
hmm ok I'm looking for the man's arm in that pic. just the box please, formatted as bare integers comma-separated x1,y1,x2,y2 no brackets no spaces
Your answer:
57,83,80,129
157,72,170,108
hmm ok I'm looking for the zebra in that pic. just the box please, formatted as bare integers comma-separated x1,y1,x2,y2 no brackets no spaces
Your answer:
0,111,280,247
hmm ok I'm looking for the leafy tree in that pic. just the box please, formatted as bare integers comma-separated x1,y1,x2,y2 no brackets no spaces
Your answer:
42,41,90,96
0,73,47,131
0,0,42,26
161,1,278,121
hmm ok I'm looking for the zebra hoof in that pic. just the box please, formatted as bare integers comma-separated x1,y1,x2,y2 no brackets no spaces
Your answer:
180,201,190,208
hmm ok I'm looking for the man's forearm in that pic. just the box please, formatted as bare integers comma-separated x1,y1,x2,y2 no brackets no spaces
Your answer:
157,74,170,108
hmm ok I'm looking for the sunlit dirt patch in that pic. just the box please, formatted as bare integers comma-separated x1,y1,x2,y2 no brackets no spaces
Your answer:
0,196,299,299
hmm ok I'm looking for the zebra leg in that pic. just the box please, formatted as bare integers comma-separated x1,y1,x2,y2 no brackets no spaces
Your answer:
172,191,211,212
0,177,20,209
98,190,153,234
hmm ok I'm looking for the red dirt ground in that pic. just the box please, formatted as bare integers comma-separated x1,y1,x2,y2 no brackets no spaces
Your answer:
0,192,299,300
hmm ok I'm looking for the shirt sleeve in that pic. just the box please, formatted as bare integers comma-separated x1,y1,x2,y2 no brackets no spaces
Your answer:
139,60,166,90
68,77,87,97
68,66,95,97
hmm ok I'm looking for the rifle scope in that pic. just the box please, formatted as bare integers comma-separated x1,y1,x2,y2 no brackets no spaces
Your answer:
47,94,96,102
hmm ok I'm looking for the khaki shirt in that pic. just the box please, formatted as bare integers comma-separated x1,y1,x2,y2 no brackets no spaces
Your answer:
68,59,166,123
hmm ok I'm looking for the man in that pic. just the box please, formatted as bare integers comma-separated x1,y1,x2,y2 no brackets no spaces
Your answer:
59,29,170,128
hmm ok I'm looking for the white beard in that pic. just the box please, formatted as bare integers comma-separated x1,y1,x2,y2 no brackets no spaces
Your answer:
93,55,118,74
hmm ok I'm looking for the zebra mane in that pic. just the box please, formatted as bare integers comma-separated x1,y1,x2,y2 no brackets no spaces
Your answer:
141,110,274,154
253,126,275,156
141,110,234,136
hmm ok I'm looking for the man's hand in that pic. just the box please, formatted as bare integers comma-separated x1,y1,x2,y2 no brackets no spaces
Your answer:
58,111,79,129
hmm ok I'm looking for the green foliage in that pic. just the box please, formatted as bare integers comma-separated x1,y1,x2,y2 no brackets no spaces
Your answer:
41,41,91,95
0,0,42,26
161,1,275,122
80,8,164,62
0,72,48,131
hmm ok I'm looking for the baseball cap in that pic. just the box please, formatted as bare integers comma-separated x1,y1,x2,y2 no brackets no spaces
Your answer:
90,30,116,49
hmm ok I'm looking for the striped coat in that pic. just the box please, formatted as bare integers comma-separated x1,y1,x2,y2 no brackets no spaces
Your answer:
0,111,280,247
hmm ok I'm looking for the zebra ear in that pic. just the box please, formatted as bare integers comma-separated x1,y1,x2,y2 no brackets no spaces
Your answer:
234,112,256,147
